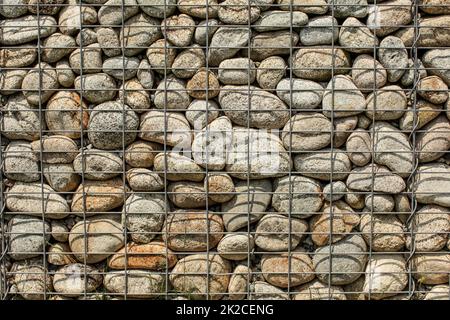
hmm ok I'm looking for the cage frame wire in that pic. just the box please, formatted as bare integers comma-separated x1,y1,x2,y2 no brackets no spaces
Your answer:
0,0,450,300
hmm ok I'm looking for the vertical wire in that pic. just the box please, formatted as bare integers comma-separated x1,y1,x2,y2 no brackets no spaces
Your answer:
245,0,252,300
204,0,211,301
78,0,90,301
0,76,6,299
286,0,294,300
119,0,129,301
35,0,50,300
328,0,337,300
162,0,170,300
368,0,382,301
405,0,421,300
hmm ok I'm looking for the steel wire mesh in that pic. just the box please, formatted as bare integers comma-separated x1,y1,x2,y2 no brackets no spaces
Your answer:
0,0,450,301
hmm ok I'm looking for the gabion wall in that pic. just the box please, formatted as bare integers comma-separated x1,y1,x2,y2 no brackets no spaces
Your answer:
1,0,450,300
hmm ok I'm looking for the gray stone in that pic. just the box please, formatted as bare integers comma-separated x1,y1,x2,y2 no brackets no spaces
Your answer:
219,85,289,129
413,163,450,207
250,30,299,61
228,264,252,300
87,101,139,150
406,205,450,252
352,134,373,164
255,214,309,251
119,78,151,112
328,0,368,18
218,0,260,24
276,78,323,110
254,10,308,32
103,56,140,80
126,168,165,192
378,36,409,82
59,5,98,35
0,0,28,18
351,54,387,91
124,193,167,244
56,59,75,87
401,58,427,87
363,255,408,300
69,43,103,75
217,233,253,260
272,175,323,218
4,141,40,183
21,62,58,105
257,56,286,90
261,251,315,288
136,59,155,89
250,281,289,300
154,152,205,182
192,116,233,170
208,27,250,66
69,216,125,264
0,69,27,95
364,194,395,213
294,279,347,300
313,234,367,285
334,116,358,148
74,73,117,104
137,0,177,18
372,121,413,177
322,75,366,118
161,14,195,47
300,16,339,46
146,39,177,74
226,128,292,179
76,28,98,46
96,27,121,57
276,0,328,14
323,181,347,201
1,94,43,141
53,264,102,297
418,76,449,105
98,0,139,26
172,46,206,79
366,85,408,120
347,163,406,193
194,19,220,45
170,254,231,300
154,76,191,110
186,100,220,129
412,252,450,285
51,220,69,243
0,46,37,68
416,116,450,163
339,17,378,53
73,149,122,180
292,48,351,81
43,163,80,192
167,181,209,209
178,0,219,18
424,285,450,300
222,179,272,231
8,215,51,261
138,110,192,147
104,270,166,298
30,135,76,164
422,49,450,86
11,261,52,300
294,149,352,181
0,15,57,45
360,213,406,251
218,58,256,85
5,182,70,219
121,13,161,56
42,33,76,63
46,91,88,139
367,0,412,36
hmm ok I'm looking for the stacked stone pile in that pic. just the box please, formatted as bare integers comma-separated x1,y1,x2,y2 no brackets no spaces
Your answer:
1,0,450,300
